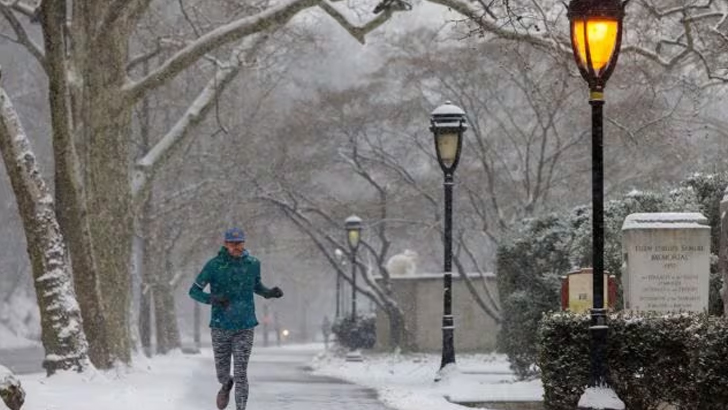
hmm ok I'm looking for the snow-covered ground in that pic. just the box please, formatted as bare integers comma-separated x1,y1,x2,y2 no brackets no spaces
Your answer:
8,343,391,410
4,343,545,410
310,350,544,410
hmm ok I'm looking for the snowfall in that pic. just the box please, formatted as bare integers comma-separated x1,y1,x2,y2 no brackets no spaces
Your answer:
0,331,546,410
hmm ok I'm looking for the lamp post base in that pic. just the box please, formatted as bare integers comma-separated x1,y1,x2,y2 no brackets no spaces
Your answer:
345,349,363,362
434,362,459,382
577,385,625,410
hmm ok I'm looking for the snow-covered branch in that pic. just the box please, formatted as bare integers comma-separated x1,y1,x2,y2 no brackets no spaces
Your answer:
432,0,569,53
131,36,264,200
318,1,397,44
0,84,90,374
121,0,319,104
122,0,405,105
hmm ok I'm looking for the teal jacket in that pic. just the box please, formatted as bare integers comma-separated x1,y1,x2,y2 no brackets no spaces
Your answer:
189,248,275,330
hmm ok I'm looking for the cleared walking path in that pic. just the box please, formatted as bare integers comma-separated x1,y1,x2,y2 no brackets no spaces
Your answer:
0,343,393,410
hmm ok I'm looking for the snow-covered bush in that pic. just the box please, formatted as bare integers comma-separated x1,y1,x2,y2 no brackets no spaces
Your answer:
0,365,24,410
497,172,727,379
332,315,376,350
539,312,728,410
496,215,572,379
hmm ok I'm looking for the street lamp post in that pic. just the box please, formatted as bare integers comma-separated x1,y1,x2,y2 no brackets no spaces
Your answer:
430,101,468,372
336,268,341,319
345,215,363,320
567,0,627,408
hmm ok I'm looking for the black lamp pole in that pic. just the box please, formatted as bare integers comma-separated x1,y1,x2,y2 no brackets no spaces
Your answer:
590,89,608,387
336,269,341,319
442,169,454,367
345,215,363,321
430,101,467,372
567,0,626,405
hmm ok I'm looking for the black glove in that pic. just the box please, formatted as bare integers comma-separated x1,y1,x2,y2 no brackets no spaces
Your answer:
269,287,284,299
211,295,230,309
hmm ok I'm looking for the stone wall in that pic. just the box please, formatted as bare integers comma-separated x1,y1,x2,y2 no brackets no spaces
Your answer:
375,273,500,352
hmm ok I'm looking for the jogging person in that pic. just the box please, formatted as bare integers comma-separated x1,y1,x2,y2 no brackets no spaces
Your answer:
189,227,284,410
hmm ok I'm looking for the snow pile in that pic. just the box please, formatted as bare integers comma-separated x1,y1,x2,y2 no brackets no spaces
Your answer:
386,250,418,276
577,386,625,410
15,351,207,410
310,351,543,410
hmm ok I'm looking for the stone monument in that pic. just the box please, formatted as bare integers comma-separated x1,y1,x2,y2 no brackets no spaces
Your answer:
622,213,711,312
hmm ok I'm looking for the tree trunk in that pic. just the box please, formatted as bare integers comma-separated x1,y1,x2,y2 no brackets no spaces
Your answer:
78,26,134,364
720,191,728,314
153,286,168,354
155,255,181,353
139,285,152,357
154,282,181,354
193,302,201,351
382,299,413,351
0,86,89,375
40,0,112,369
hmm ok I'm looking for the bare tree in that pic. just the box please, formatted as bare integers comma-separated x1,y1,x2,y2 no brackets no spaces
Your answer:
0,81,89,374
0,0,412,367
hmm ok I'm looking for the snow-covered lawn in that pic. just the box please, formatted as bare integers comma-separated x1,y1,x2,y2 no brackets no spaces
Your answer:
6,344,544,410
15,351,211,410
309,350,544,410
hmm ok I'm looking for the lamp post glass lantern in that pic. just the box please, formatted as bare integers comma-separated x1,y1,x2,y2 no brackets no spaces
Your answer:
430,101,467,372
568,0,626,408
345,215,362,320
568,0,625,92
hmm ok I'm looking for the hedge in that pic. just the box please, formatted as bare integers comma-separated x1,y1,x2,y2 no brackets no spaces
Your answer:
331,315,376,350
539,311,728,410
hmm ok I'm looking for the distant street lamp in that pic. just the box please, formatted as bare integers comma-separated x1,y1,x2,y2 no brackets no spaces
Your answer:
345,215,363,320
568,0,627,408
335,249,344,319
430,101,467,371
336,270,341,318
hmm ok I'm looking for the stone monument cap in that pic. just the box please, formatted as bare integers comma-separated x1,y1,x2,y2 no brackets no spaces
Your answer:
622,213,709,231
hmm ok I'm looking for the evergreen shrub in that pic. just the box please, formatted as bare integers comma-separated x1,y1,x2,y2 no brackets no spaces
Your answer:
331,315,376,350
539,311,728,410
497,172,727,378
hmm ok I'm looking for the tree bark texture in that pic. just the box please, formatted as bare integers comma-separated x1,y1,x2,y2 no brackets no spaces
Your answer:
154,235,181,354
40,0,112,369
720,192,727,314
0,86,90,375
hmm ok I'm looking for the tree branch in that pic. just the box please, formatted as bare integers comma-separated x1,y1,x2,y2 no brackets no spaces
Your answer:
96,0,131,36
318,0,395,45
0,4,46,71
122,0,405,106
1,0,36,18
121,0,320,105
131,37,263,200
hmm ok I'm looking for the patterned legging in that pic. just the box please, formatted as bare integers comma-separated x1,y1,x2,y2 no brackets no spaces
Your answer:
211,328,255,410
